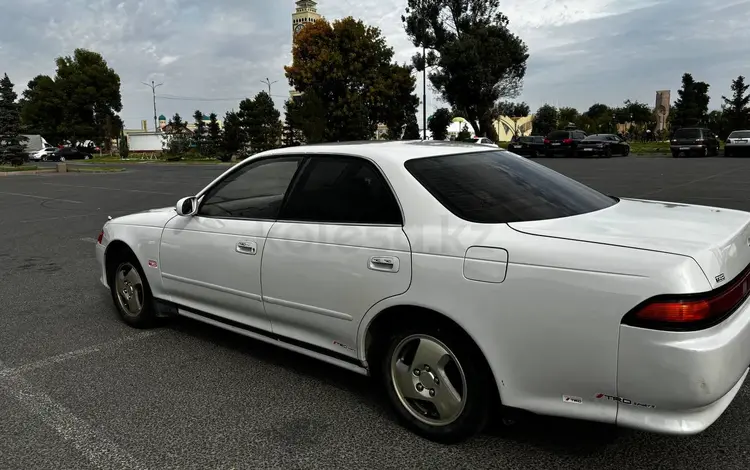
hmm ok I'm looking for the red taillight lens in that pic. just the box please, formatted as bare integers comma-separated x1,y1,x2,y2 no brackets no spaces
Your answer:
624,266,750,329
543,139,550,144
97,231,104,244
562,138,573,144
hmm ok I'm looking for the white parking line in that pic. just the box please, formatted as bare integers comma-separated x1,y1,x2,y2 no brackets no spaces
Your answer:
40,182,175,195
0,191,82,204
0,331,159,378
0,358,150,470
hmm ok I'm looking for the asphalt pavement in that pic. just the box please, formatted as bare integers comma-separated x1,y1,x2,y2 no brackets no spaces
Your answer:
2,157,750,469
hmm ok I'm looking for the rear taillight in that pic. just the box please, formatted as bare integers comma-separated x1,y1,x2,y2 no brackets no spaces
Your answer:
543,139,550,144
97,231,104,244
623,266,750,330
562,138,573,144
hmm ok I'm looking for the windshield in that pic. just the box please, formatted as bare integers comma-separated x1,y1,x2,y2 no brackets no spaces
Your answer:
729,131,750,139
674,128,702,139
405,150,617,224
547,131,570,139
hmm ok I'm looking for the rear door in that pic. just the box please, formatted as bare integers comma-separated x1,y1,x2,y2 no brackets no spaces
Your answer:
260,155,412,360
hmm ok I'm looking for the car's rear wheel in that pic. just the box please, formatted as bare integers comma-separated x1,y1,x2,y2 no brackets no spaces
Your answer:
59,156,66,162
109,256,157,328
604,147,612,158
381,322,493,444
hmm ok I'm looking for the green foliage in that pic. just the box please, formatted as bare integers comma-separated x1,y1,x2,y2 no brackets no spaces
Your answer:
0,74,28,165
671,73,710,128
706,109,730,139
19,75,62,144
220,111,244,161
164,113,191,154
428,108,453,140
193,110,206,154
402,114,421,139
722,75,750,131
495,101,530,119
239,91,282,153
531,105,558,136
558,107,579,125
285,17,419,141
118,133,129,159
206,113,222,156
456,124,472,141
403,0,529,141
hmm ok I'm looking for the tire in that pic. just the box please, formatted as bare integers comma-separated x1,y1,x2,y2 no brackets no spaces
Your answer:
604,147,612,158
380,321,494,444
108,254,157,328
672,150,680,158
725,149,731,158
623,147,630,157
702,147,708,158
85,155,91,160
59,156,66,162
530,150,537,158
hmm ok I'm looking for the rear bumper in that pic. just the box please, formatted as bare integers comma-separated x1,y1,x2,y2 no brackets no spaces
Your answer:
545,145,574,155
725,145,750,156
616,295,750,434
670,145,707,156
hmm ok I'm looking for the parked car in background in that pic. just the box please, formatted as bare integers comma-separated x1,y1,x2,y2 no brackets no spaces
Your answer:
578,134,631,158
467,137,499,148
544,129,587,157
30,147,57,162
96,141,750,443
48,147,93,162
725,130,750,157
670,128,720,158
507,136,545,157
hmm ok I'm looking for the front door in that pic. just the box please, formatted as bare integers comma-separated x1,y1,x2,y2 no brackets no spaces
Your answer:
159,156,304,332
260,155,412,359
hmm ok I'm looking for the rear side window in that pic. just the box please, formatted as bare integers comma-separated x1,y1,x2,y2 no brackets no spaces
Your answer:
674,128,702,139
547,131,569,139
280,156,402,225
405,151,617,224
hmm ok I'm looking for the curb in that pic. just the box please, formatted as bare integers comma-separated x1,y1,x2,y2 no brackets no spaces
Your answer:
0,169,56,176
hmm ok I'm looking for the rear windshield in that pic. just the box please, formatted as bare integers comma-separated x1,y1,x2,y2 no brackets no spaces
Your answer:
674,128,702,138
520,136,543,143
404,151,617,224
547,131,570,139
729,131,750,139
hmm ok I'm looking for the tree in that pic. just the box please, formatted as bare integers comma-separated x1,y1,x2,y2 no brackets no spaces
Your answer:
402,114,421,139
19,49,122,147
403,0,529,141
722,75,750,131
221,111,244,161
286,17,418,142
0,74,28,165
622,100,653,125
671,73,710,128
428,108,453,141
206,113,222,156
532,104,557,136
456,123,472,141
193,110,206,154
118,132,129,159
558,107,579,126
239,91,282,153
165,113,190,154
706,108,730,139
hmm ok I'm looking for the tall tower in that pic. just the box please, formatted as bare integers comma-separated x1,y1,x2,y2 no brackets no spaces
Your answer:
655,90,671,132
291,1,322,97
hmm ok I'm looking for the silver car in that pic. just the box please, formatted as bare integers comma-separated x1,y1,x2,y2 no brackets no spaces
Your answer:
725,130,750,157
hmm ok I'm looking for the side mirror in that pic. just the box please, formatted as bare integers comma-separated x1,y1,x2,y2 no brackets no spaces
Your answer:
175,196,198,216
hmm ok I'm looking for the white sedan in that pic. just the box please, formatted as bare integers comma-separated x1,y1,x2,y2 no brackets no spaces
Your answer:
96,141,750,443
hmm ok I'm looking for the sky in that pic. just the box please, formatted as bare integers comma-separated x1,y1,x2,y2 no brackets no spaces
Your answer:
1,0,748,130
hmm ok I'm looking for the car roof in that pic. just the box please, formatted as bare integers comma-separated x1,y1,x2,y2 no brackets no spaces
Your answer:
264,140,496,164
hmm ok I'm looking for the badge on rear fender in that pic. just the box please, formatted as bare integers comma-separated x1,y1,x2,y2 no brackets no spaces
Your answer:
716,273,725,283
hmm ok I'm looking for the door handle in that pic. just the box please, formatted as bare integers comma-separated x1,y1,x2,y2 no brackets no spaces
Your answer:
369,256,399,273
236,240,258,255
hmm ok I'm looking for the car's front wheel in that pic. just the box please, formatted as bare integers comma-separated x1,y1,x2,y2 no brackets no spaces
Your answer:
109,256,157,328
381,323,493,444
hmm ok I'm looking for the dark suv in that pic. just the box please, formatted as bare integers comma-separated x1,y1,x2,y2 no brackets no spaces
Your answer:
544,129,587,157
670,128,720,157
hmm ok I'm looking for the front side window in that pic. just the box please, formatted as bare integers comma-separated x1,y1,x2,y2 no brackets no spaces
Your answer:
198,157,303,219
280,156,402,225
405,150,617,224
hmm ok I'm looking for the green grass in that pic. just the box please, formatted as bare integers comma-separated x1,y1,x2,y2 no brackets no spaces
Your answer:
0,165,39,172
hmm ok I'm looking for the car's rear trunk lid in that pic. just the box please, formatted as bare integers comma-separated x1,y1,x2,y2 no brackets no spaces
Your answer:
508,198,750,289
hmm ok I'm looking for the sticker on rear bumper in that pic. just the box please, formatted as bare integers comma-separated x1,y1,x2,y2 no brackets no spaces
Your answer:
595,393,655,408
